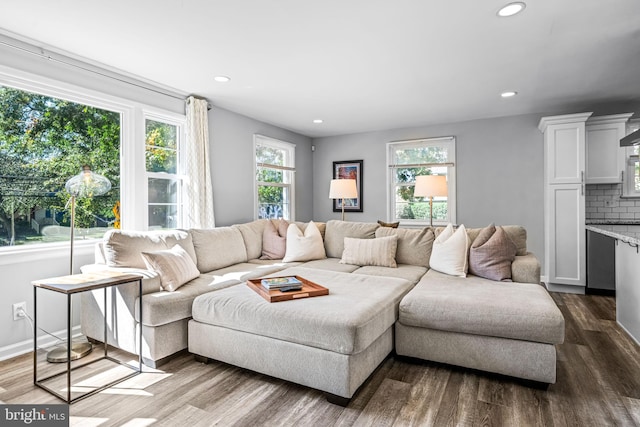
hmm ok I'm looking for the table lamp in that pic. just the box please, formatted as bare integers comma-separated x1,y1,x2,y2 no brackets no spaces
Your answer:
414,175,448,227
329,179,358,221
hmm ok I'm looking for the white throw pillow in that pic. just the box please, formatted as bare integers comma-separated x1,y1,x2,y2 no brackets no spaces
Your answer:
340,236,398,268
429,223,470,277
141,244,200,292
282,221,327,262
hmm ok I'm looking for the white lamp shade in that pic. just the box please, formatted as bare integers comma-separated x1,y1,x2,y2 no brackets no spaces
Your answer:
414,175,448,198
329,179,358,199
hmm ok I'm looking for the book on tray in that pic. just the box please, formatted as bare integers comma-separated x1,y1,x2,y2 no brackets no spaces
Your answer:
261,276,302,290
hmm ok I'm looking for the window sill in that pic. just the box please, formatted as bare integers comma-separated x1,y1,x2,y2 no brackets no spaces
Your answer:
0,240,96,266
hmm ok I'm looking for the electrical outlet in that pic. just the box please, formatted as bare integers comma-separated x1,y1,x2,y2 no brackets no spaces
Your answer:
12,302,27,321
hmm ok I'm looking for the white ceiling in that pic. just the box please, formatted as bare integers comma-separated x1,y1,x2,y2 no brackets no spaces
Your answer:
1,0,639,138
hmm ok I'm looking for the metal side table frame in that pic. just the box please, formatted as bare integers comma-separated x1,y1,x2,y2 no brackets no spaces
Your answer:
32,271,143,404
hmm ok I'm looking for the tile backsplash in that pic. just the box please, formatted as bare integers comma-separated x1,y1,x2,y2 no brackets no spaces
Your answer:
585,184,640,221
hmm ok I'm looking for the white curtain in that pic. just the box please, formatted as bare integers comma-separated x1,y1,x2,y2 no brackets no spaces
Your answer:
185,96,215,228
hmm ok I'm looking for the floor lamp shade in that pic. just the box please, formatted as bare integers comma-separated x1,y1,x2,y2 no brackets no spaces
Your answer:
414,175,448,198
329,179,358,221
65,165,112,198
414,175,448,227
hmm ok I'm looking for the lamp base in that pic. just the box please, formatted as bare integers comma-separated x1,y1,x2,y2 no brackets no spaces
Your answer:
46,342,93,363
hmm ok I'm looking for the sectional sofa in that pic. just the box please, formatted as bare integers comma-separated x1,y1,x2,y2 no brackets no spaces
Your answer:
80,219,564,403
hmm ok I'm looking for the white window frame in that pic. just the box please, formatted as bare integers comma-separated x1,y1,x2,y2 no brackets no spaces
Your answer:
0,64,185,260
386,136,456,226
143,113,186,230
253,134,296,221
623,119,640,198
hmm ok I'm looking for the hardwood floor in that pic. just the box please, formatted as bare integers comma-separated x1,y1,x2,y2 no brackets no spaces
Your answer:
1,292,639,426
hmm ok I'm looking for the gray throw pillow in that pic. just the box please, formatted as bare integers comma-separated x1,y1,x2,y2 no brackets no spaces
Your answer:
468,224,517,281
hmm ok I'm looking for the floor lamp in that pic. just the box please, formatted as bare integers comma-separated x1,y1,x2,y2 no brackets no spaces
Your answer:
329,179,358,221
414,175,448,227
46,165,111,363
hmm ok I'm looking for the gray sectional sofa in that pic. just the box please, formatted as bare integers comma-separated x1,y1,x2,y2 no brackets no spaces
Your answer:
80,219,564,402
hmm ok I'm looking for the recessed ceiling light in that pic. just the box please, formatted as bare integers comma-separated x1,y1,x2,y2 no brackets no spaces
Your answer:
214,75,231,83
497,2,526,17
501,91,518,98
313,119,323,124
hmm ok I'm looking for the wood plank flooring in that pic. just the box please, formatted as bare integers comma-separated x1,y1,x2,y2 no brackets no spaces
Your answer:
1,292,639,426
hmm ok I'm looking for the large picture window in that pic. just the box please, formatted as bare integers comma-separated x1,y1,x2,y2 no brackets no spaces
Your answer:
0,85,120,247
0,72,186,252
387,137,456,225
254,135,295,220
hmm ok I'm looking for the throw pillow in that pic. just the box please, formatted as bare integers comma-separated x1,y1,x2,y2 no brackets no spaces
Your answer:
282,221,327,262
141,244,200,292
375,227,434,268
340,235,398,268
260,219,288,260
429,223,470,277
469,224,517,281
377,220,400,228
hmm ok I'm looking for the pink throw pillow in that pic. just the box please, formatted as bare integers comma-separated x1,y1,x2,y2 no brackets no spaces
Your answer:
260,219,288,259
468,224,517,281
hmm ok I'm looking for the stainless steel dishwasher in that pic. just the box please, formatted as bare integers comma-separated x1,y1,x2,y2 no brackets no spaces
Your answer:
586,230,616,294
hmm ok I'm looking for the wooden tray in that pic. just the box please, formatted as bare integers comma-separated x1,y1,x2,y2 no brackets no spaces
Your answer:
246,276,329,303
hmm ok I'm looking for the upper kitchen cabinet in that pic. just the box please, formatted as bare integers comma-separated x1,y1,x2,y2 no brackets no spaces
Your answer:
540,113,592,185
585,113,633,184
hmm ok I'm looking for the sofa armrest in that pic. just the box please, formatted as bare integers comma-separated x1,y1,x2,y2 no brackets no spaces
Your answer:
80,263,162,295
511,253,541,284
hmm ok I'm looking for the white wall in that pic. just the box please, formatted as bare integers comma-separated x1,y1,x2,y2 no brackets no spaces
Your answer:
210,107,313,226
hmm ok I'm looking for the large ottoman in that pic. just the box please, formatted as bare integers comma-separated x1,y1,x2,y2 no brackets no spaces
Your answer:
188,267,414,402
396,270,565,384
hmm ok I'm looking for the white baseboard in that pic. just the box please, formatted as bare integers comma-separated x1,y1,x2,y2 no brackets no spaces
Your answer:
0,325,83,362
544,282,586,294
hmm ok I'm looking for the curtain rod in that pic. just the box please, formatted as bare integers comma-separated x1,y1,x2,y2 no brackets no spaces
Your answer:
0,38,186,102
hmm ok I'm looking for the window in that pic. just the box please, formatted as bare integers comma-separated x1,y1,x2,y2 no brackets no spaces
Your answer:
624,120,640,197
0,84,120,247
0,70,186,251
387,137,456,225
254,135,295,220
145,117,184,229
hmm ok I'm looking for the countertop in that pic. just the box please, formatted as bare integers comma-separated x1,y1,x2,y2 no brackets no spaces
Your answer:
586,223,640,246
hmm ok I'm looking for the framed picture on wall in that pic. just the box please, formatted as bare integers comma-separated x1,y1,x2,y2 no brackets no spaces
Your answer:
333,160,363,212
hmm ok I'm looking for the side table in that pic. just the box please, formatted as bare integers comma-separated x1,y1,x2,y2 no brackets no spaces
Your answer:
32,271,143,403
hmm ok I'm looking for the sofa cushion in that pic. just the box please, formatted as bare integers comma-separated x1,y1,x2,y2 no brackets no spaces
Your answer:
375,227,434,268
299,258,361,273
324,220,380,258
191,266,414,354
469,224,517,281
103,229,197,269
190,227,248,273
352,265,428,285
340,236,398,268
232,220,269,260
141,244,201,292
260,219,288,260
282,222,326,262
399,270,565,344
429,224,469,277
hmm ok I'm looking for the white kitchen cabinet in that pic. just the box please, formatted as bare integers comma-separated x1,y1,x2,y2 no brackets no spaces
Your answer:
585,113,633,184
539,113,592,292
615,239,640,344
